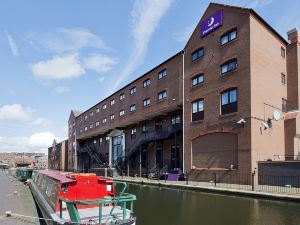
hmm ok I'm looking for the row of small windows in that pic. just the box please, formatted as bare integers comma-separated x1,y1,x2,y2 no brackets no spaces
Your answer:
81,70,168,121
191,88,238,121
79,91,169,132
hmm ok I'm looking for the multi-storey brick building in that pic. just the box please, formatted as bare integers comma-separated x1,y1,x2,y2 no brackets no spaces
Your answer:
48,140,68,171
67,3,300,177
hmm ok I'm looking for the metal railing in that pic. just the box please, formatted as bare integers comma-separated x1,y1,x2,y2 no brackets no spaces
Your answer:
58,181,137,224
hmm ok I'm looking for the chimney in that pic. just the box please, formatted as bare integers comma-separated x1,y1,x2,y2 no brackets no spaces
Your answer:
287,28,300,44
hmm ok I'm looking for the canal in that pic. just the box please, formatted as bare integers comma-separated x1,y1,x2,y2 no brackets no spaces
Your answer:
125,183,300,225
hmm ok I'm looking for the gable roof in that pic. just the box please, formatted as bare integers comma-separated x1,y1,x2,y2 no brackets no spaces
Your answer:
185,2,287,48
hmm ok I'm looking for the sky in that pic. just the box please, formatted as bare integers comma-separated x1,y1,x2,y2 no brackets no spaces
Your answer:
0,0,299,153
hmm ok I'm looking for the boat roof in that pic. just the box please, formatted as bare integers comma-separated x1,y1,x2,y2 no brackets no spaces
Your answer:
37,170,76,184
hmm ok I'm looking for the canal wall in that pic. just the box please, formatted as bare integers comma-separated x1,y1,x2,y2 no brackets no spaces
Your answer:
114,177,300,203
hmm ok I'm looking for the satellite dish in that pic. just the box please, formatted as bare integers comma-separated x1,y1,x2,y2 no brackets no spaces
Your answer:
273,110,281,121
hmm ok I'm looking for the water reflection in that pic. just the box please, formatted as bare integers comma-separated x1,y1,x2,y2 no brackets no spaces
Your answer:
125,184,300,225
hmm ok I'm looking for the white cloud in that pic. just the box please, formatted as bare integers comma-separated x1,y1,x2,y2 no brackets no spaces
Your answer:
112,0,173,90
97,76,106,83
53,86,71,94
27,132,59,148
30,54,85,80
0,104,33,122
29,28,109,53
83,54,117,73
0,132,61,152
5,31,19,57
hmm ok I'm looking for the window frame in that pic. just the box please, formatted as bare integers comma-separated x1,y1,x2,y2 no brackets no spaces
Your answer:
120,93,125,101
119,109,125,117
220,29,237,46
191,98,204,121
221,59,238,75
192,74,204,86
281,47,286,58
191,48,204,61
143,78,151,88
130,86,137,95
143,98,150,107
130,104,136,112
158,69,167,79
110,99,115,106
158,90,167,101
220,88,238,115
110,114,115,120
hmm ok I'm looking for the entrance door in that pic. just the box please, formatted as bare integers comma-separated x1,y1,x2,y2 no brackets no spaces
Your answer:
112,135,123,165
171,145,180,169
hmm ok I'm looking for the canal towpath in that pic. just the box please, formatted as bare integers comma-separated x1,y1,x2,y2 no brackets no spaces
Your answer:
0,170,39,225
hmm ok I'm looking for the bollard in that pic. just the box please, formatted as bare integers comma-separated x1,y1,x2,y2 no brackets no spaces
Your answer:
251,172,255,191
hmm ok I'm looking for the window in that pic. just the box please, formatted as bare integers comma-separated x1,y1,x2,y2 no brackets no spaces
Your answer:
221,29,237,45
221,59,237,75
84,115,88,120
95,122,100,127
102,104,107,109
158,69,167,79
142,124,149,133
192,48,204,61
96,108,100,113
192,99,204,121
143,78,150,87
192,74,204,86
281,73,286,84
171,115,181,124
103,118,107,124
80,129,83,133
130,104,136,112
143,98,150,106
119,110,125,116
110,99,115,105
282,98,288,112
90,112,94,116
84,127,87,131
110,114,115,120
221,88,238,115
120,93,125,101
158,90,167,100
130,87,136,95
281,47,286,58
131,128,137,139
90,124,93,129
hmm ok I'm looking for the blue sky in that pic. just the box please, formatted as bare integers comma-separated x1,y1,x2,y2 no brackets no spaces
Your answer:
0,0,299,153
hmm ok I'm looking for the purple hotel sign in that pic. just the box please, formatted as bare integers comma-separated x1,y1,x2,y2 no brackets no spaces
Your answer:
200,9,223,38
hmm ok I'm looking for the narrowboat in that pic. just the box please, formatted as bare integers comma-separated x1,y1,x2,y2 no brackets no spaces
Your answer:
14,168,33,181
29,170,136,225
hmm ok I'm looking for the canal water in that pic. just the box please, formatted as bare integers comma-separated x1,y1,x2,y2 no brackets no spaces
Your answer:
126,183,300,225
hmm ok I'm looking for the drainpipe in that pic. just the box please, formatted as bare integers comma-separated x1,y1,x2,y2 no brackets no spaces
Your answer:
182,50,185,173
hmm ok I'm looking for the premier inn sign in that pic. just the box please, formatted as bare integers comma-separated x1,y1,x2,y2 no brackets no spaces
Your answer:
200,9,223,38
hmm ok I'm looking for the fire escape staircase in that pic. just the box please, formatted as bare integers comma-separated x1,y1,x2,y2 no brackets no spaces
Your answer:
77,144,109,168
115,123,182,173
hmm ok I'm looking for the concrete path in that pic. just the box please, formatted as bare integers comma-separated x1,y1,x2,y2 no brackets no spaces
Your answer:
114,176,300,202
0,170,39,225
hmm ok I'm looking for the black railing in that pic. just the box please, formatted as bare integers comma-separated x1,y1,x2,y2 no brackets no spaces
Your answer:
77,144,109,168
114,124,183,173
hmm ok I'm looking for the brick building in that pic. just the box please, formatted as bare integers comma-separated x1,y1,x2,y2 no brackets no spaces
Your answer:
48,140,68,171
67,3,300,177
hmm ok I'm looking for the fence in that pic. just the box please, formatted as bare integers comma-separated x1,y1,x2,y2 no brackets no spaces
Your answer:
119,170,300,195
